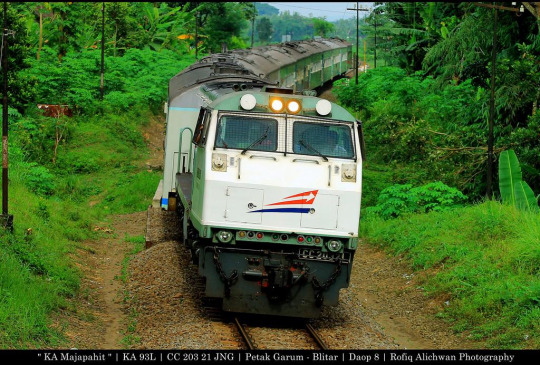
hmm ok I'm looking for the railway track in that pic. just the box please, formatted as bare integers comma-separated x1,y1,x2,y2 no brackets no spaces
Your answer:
192,245,330,350
233,316,329,350
197,288,329,350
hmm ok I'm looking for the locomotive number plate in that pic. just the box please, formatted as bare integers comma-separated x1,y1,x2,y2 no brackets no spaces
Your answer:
298,248,347,262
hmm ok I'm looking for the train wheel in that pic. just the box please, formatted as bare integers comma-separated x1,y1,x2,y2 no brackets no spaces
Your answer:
190,247,199,265
176,197,184,230
185,219,199,250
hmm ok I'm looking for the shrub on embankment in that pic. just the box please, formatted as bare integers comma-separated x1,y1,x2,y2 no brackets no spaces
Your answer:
0,47,193,347
360,200,540,349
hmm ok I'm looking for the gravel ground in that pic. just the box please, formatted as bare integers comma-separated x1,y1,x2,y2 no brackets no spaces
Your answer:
124,208,479,349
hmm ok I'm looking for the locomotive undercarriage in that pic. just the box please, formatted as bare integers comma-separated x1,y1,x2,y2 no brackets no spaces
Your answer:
199,245,352,318
178,199,353,318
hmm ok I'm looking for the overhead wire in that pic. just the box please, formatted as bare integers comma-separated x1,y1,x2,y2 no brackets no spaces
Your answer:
272,2,360,17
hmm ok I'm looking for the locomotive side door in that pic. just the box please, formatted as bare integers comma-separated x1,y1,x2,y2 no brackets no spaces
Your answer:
189,107,212,230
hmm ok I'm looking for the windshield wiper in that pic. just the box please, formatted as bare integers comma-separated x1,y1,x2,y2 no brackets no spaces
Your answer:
241,126,270,155
299,139,328,162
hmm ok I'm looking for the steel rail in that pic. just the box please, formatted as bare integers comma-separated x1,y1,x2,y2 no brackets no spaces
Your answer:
305,323,329,350
234,317,255,350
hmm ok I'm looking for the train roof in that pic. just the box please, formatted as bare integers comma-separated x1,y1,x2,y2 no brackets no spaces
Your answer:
168,38,351,102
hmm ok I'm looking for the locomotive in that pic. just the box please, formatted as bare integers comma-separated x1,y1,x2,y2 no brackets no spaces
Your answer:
157,38,364,318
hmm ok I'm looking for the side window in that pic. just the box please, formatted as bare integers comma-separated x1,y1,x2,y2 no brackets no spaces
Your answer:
193,107,210,146
357,120,366,161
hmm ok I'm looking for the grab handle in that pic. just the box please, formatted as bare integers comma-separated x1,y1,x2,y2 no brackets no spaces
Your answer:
292,158,320,164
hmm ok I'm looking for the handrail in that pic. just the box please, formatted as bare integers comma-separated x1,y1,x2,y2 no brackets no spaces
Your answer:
249,155,277,161
292,158,320,164
178,127,194,174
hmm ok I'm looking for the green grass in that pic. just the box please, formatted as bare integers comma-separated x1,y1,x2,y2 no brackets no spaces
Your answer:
0,106,162,348
0,248,66,348
0,46,193,348
0,184,83,348
360,200,540,348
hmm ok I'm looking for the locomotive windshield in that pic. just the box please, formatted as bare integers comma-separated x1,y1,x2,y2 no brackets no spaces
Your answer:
293,121,354,159
214,113,355,159
215,116,278,152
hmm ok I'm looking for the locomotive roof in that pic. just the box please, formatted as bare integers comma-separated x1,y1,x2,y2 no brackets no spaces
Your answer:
168,37,350,102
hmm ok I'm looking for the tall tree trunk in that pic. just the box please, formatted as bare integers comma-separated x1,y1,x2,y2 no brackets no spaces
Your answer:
114,23,118,57
37,13,43,60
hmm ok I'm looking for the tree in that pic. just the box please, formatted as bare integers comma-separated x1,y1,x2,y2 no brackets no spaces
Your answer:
257,17,273,44
105,2,132,56
134,3,188,52
267,10,317,42
1,3,33,112
197,2,250,52
313,17,334,37
255,3,279,16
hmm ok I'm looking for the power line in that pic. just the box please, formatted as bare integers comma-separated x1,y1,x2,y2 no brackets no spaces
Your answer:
272,2,368,16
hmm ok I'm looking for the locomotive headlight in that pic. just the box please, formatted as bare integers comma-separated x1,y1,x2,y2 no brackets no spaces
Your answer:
316,99,332,116
341,163,357,182
217,230,233,243
286,100,301,114
327,239,342,252
212,153,227,172
270,98,284,112
240,94,257,110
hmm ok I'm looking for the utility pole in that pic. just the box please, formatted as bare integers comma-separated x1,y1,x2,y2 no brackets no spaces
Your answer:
347,3,369,84
195,11,199,61
1,2,13,232
251,13,255,49
472,2,521,199
373,13,377,69
486,6,497,200
100,2,105,102
363,39,366,72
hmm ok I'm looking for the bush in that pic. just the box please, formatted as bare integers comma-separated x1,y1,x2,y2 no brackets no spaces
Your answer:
333,67,494,200
21,47,193,115
367,181,467,219
360,201,540,348
17,162,56,196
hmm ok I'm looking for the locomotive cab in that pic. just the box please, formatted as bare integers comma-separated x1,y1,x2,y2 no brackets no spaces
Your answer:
172,89,364,318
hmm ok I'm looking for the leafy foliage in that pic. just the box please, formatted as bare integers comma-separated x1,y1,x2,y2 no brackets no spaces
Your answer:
21,47,192,115
257,17,273,44
514,181,538,213
499,150,539,213
334,68,490,197
1,0,539,350
367,181,467,219
20,162,56,196
0,3,33,112
499,150,523,207
313,18,335,37
361,201,540,348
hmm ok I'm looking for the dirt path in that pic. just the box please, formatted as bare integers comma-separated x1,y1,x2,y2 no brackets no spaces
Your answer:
350,243,477,349
54,114,165,349
57,212,146,349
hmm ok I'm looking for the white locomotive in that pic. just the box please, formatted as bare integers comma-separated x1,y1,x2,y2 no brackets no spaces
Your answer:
157,40,364,318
